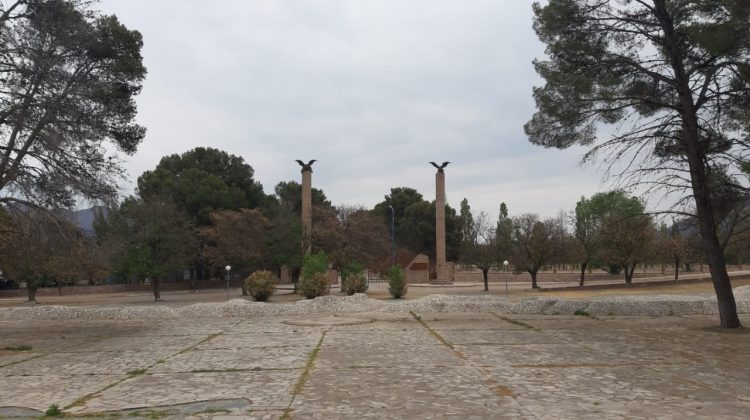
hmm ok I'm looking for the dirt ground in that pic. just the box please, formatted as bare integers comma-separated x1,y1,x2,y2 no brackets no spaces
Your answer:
2,276,749,308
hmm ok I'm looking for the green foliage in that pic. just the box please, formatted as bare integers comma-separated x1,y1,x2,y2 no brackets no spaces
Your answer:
245,271,277,302
297,272,330,299
298,252,330,298
495,202,513,255
0,1,146,208
374,187,462,261
264,208,304,276
342,272,368,295
340,261,364,281
137,148,266,225
606,264,621,275
526,0,748,327
273,181,332,215
588,191,645,220
387,266,407,299
44,404,62,417
99,197,196,284
574,308,591,317
459,198,476,243
302,252,328,280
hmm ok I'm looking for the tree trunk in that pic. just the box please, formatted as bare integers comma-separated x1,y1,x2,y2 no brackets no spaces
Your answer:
655,0,741,328
579,260,588,287
624,264,635,284
152,277,161,301
27,287,37,303
482,268,489,291
674,257,680,281
530,270,539,289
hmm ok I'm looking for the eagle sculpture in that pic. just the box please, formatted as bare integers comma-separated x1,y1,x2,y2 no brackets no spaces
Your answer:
429,161,450,173
295,159,317,172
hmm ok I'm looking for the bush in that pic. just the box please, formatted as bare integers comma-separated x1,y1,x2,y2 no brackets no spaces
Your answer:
340,261,364,281
387,265,407,299
342,272,368,295
301,252,328,279
606,264,621,275
341,261,368,295
44,404,61,417
297,272,330,299
245,271,277,302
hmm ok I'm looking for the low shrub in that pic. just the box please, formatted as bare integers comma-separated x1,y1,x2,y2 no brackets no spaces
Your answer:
44,404,61,417
387,265,407,299
342,272,368,295
301,252,328,279
340,261,367,295
297,272,330,299
245,271,277,302
340,261,364,281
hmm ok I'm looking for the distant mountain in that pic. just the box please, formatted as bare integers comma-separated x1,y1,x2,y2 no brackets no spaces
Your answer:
69,206,107,236
0,204,106,237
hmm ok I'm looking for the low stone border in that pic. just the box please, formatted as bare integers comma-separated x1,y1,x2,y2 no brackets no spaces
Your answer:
0,286,748,320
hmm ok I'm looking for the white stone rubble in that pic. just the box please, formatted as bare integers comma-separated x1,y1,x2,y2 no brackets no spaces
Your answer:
1,286,748,320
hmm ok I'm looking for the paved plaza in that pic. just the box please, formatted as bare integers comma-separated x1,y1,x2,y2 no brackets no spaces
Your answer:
1,310,749,419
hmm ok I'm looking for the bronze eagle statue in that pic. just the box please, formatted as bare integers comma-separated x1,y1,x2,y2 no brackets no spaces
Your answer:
429,161,450,173
295,159,317,172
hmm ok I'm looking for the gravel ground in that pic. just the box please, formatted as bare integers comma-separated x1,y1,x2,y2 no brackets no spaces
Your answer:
1,286,748,320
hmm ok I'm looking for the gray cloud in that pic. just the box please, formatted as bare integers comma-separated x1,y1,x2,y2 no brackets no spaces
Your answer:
99,0,607,219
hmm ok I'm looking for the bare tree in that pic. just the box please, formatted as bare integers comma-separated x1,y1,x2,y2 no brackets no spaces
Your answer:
198,208,269,295
461,211,500,291
509,213,567,289
600,214,656,283
0,208,80,301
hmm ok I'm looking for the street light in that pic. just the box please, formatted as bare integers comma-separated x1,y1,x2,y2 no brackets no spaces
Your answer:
388,205,395,267
503,260,509,296
225,265,232,300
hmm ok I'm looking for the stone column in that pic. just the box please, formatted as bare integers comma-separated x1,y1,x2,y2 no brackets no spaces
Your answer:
434,169,451,284
301,168,312,256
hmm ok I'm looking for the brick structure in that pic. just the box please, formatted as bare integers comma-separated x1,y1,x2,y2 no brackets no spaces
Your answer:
296,160,316,255
430,162,453,284
406,254,430,284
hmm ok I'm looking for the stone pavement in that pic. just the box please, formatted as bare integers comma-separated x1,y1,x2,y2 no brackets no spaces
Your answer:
0,312,749,419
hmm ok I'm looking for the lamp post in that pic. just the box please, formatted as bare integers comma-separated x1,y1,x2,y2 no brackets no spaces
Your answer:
225,265,232,300
388,205,395,267
503,260,509,296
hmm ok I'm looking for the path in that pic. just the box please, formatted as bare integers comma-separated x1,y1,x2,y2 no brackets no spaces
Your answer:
1,312,749,418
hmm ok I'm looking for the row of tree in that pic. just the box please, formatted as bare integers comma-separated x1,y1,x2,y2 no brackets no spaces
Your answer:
7,144,750,302
459,191,736,292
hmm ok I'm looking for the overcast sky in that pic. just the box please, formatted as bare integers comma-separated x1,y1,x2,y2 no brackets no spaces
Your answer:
97,0,608,219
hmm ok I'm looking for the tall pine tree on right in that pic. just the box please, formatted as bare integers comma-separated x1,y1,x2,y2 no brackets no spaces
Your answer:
526,0,750,328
